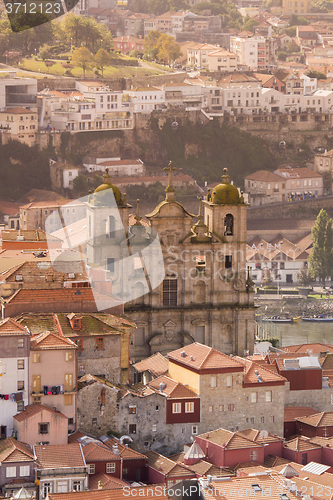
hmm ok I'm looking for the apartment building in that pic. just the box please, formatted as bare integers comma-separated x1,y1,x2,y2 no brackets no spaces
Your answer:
230,36,270,71
207,50,237,72
0,71,37,111
187,43,221,69
0,107,37,147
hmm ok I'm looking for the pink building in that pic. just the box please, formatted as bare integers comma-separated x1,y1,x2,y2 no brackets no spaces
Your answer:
13,403,68,445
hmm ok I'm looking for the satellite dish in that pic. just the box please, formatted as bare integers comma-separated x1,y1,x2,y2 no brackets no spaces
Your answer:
259,430,269,440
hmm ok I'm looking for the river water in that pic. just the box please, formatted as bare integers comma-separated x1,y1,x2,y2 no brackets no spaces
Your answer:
267,321,333,347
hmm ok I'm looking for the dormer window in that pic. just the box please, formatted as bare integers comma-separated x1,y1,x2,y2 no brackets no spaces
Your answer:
73,318,82,330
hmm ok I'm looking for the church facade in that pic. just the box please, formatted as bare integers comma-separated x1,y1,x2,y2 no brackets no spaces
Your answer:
124,164,255,360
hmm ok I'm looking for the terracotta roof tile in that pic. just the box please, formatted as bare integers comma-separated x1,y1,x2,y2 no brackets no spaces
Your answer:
0,318,29,335
283,436,321,452
34,442,86,469
284,406,318,422
236,429,283,444
148,375,198,399
14,403,68,422
48,485,169,500
281,343,333,354
82,442,121,462
89,473,127,490
296,411,333,427
197,429,261,450
244,170,284,182
146,451,195,477
6,288,98,304
168,343,244,372
30,331,77,350
263,455,291,468
103,438,147,460
235,358,286,385
133,353,168,378
0,438,34,463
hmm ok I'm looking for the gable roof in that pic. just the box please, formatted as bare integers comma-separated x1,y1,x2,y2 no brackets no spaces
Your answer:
0,438,34,463
281,343,333,354
168,343,244,372
102,437,147,461
13,403,68,422
133,353,168,378
283,437,321,452
34,443,86,469
81,442,121,462
89,473,127,490
284,407,318,422
235,357,286,386
148,375,198,399
296,411,333,427
146,450,195,477
197,428,261,450
0,318,29,336
244,170,284,182
30,331,77,350
47,485,169,500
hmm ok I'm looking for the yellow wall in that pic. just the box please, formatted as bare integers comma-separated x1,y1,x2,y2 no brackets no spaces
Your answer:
168,361,200,394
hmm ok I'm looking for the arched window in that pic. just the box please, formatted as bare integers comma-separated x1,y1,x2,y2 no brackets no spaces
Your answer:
106,216,116,238
195,280,206,303
224,214,234,236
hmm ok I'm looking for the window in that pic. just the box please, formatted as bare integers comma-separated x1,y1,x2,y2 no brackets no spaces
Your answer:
224,214,234,236
270,416,275,423
17,401,24,412
72,481,82,491
17,360,24,370
152,424,157,432
129,424,136,434
43,483,52,498
6,467,16,478
64,374,73,391
250,450,258,460
225,255,232,270
209,405,213,412
95,337,104,350
185,402,194,413
106,463,116,473
226,375,233,387
156,406,159,411
17,381,24,391
92,418,97,425
172,402,181,413
89,464,95,474
17,338,24,348
265,391,272,402
76,339,83,350
33,353,40,363
192,426,198,435
107,258,114,273
260,416,265,423
210,376,217,388
65,395,72,405
228,404,235,411
20,465,30,477
65,351,73,362
250,392,258,403
163,279,177,306
106,216,116,238
39,423,49,434
32,375,41,392
129,406,137,414
219,405,224,412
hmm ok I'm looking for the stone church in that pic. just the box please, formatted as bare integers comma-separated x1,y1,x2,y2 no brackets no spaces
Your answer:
86,164,255,361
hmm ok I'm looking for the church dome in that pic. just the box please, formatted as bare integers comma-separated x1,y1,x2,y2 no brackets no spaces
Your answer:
94,169,122,204
212,168,240,205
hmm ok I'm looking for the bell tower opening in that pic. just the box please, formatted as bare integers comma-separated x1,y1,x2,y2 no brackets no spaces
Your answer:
224,213,234,236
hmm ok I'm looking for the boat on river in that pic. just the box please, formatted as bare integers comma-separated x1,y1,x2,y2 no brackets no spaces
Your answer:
262,316,294,323
302,316,333,322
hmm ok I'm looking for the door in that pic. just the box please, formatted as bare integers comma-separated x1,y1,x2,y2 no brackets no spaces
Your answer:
286,274,293,283
0,426,6,439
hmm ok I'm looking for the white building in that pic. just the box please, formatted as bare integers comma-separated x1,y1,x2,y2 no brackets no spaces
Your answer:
123,87,165,113
207,50,237,72
0,71,37,112
0,319,30,439
82,156,145,176
230,36,268,71
187,43,221,69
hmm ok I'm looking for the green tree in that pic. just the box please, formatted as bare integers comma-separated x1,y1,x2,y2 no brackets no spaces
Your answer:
306,70,327,79
156,34,181,64
143,30,162,60
38,44,51,61
297,268,312,286
95,48,110,77
242,17,259,33
72,47,94,77
309,209,333,286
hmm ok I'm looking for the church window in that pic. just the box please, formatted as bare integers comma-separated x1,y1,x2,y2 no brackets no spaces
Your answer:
134,327,145,346
224,214,234,236
106,216,116,238
196,255,206,273
107,258,115,273
225,255,232,269
195,281,206,303
163,279,177,306
195,325,205,343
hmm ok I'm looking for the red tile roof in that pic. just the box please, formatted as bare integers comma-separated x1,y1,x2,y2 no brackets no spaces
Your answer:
281,343,333,354
82,442,121,462
6,288,97,304
0,318,29,335
244,170,284,182
103,438,147,461
48,485,169,500
30,331,77,350
296,411,333,427
283,436,321,452
89,473,127,490
146,450,196,477
197,428,261,450
0,437,34,463
14,403,68,422
34,443,86,469
284,407,318,422
148,375,199,399
168,343,244,372
235,357,286,385
133,353,168,378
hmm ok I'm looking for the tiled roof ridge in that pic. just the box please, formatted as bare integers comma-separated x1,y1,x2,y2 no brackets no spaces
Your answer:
0,317,28,333
0,262,26,280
